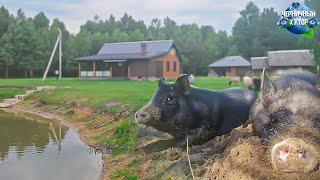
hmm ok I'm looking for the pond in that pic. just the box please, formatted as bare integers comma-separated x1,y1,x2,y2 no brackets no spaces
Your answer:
0,110,103,180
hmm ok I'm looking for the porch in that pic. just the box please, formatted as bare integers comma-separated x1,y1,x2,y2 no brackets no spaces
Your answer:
78,60,128,80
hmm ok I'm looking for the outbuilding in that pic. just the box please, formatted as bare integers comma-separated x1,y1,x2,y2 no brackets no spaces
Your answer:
74,40,182,80
251,49,315,75
208,56,251,77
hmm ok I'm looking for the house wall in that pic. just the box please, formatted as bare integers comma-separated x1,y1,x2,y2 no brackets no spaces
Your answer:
236,67,250,76
217,67,249,77
128,60,148,79
110,62,128,78
152,47,181,79
127,60,163,81
250,66,313,77
128,47,181,80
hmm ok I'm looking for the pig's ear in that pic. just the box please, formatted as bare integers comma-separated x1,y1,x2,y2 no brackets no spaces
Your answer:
175,74,191,95
158,78,165,87
261,68,276,99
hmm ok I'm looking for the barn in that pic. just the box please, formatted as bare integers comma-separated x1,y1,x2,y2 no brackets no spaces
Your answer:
208,56,251,77
74,40,182,80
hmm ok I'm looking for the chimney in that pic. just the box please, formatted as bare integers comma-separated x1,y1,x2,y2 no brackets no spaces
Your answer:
141,42,147,55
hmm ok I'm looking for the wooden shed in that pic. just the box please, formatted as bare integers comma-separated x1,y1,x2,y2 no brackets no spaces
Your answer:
251,49,315,75
73,40,182,80
208,56,251,77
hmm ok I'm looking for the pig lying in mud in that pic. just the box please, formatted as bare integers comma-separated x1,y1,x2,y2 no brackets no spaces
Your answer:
250,70,320,173
135,74,257,143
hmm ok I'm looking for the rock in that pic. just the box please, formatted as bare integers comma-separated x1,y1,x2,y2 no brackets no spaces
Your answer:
189,153,204,164
106,100,122,107
123,111,130,117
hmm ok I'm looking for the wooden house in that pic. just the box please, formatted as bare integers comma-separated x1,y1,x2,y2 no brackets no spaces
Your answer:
74,40,182,80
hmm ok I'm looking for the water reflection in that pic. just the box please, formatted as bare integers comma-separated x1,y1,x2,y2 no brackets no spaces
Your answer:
0,110,102,180
0,112,68,161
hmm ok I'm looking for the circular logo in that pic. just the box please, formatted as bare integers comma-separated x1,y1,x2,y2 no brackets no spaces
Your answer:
277,2,318,36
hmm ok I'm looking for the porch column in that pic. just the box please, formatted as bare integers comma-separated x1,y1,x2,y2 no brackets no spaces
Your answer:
110,64,112,77
78,62,81,78
93,61,96,77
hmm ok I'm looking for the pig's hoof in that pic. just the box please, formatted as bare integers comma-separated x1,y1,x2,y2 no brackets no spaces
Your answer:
271,138,320,173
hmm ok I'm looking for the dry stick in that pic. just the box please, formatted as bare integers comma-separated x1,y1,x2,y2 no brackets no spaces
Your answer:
186,137,196,180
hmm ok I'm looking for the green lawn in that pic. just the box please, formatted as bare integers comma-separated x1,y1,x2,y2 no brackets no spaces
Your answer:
0,77,243,112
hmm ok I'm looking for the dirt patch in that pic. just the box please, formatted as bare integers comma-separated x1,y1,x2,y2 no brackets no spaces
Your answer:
106,100,122,107
136,125,320,179
0,85,32,90
201,125,320,180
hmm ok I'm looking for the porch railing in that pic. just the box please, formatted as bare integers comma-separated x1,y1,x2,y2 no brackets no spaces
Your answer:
80,71,111,78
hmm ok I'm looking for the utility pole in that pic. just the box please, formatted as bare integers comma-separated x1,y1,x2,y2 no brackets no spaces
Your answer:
43,28,62,81
58,28,62,80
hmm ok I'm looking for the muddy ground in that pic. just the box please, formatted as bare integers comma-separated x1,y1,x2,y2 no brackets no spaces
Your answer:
136,124,320,180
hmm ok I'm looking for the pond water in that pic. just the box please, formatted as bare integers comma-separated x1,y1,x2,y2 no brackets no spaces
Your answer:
0,110,103,180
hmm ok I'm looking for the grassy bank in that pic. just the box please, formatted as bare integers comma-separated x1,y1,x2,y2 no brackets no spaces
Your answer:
0,77,243,179
0,87,25,101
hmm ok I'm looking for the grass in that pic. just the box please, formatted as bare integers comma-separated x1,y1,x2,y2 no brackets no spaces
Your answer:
113,158,142,180
0,77,243,111
106,119,138,157
0,87,25,101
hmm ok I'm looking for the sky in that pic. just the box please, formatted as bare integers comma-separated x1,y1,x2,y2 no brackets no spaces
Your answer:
0,0,300,34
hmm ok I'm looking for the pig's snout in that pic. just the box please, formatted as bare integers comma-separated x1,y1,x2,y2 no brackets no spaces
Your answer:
135,109,151,124
135,104,161,124
271,138,319,173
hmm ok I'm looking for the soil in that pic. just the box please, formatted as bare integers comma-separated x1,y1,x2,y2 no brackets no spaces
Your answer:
136,125,320,180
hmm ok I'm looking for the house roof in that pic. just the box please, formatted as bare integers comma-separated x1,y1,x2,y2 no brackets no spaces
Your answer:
208,56,251,68
267,50,314,67
251,57,269,70
74,40,175,61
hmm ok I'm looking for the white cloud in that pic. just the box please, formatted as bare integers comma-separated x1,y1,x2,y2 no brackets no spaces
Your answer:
1,0,293,34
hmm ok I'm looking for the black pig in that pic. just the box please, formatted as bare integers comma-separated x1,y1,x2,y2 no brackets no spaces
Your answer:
250,70,320,173
135,75,257,142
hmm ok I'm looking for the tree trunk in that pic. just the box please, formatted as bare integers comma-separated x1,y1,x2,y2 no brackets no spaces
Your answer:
29,69,33,78
5,65,8,79
25,70,28,79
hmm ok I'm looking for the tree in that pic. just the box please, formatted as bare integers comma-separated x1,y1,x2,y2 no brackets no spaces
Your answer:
0,6,10,37
34,12,49,31
232,2,260,58
130,29,144,41
14,19,40,77
0,33,14,78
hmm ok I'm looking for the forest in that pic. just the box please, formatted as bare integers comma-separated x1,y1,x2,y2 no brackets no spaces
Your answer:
0,0,319,78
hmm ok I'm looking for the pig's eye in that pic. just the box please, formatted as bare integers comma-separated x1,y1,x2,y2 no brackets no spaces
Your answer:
163,95,177,107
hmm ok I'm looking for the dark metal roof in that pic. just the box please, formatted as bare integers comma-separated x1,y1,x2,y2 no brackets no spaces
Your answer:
267,50,314,67
74,40,174,61
208,56,251,68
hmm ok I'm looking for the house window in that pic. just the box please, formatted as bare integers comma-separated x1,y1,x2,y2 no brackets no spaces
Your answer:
173,61,177,72
166,61,170,72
